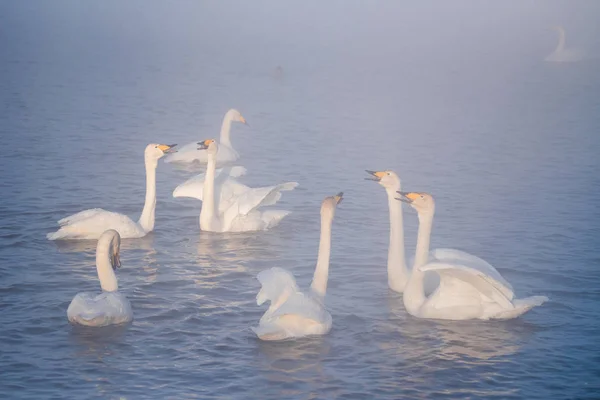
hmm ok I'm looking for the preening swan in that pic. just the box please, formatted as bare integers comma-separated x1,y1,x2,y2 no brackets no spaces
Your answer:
191,139,297,232
253,193,343,341
165,109,247,165
67,230,133,327
365,170,438,294
397,191,548,320
545,26,584,63
47,144,177,240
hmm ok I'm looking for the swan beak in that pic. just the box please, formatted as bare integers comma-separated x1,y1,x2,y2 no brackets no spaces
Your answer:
334,192,344,204
112,252,121,270
396,191,419,203
158,144,177,153
197,139,214,150
256,290,268,306
365,170,385,181
239,116,249,126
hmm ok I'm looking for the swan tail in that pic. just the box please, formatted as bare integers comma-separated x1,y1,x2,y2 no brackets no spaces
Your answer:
261,210,291,230
491,296,548,320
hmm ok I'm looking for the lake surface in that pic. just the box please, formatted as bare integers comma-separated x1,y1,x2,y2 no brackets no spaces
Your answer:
1,1,600,399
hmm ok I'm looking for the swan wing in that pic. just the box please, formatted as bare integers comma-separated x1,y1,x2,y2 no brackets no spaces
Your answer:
48,209,143,240
256,267,299,305
172,166,248,200
236,182,299,215
429,248,514,296
67,292,133,327
420,262,515,310
270,292,329,324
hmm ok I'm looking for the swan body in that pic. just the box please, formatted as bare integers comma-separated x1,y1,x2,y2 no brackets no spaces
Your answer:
165,109,247,165
253,193,342,341
67,230,133,326
47,144,176,240
545,26,584,63
365,170,438,293
190,139,297,232
397,191,548,321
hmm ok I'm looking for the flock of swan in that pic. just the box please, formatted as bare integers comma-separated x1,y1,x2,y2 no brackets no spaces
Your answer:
49,107,548,340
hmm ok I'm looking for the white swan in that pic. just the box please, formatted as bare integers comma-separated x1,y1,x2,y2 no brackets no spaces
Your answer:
47,143,176,240
67,229,133,327
545,26,584,63
192,139,297,232
253,192,343,340
365,170,438,293
165,109,247,165
397,191,548,320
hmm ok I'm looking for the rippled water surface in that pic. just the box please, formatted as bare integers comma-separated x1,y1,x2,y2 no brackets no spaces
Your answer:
2,1,600,399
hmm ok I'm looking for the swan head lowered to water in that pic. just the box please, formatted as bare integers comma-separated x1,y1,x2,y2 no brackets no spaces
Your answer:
396,191,435,218
365,170,401,191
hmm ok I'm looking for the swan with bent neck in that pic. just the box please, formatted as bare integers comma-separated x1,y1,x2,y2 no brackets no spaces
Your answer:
193,139,297,232
67,229,133,326
545,26,584,63
47,143,177,240
397,191,548,320
165,109,247,165
253,193,343,340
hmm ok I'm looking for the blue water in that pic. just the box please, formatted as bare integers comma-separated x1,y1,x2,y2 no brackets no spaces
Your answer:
2,1,600,399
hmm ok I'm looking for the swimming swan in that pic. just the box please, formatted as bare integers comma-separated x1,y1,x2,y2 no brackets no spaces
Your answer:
253,193,343,340
545,26,584,63
194,139,297,232
67,229,133,327
47,144,177,240
397,191,548,320
165,109,247,165
365,170,438,293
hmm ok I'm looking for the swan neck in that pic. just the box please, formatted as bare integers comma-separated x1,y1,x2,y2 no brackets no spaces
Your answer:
219,115,233,147
200,153,217,227
138,157,157,232
386,187,408,292
403,212,433,315
310,214,333,299
96,238,118,292
555,28,566,53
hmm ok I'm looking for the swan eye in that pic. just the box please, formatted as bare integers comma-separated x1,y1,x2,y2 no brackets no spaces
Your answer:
387,172,390,176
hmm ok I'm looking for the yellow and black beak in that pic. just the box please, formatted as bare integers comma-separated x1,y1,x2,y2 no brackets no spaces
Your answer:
365,170,386,182
396,191,420,203
239,115,248,126
334,192,343,204
197,139,214,150
158,144,177,153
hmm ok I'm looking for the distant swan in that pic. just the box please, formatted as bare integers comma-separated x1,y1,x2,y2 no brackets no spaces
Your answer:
545,26,584,63
47,144,177,240
165,109,247,165
253,193,343,340
191,139,297,232
397,191,548,320
67,230,133,327
365,170,438,293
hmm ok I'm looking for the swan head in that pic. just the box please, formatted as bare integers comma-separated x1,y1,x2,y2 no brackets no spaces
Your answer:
365,170,401,191
321,192,343,218
98,229,121,270
396,191,435,217
145,143,177,162
197,139,218,155
226,109,248,126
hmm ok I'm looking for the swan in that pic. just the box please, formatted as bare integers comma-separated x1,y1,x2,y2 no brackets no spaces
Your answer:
164,109,247,165
47,143,177,240
67,229,133,327
545,26,584,63
193,139,297,232
365,170,438,294
253,192,343,340
396,191,548,320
